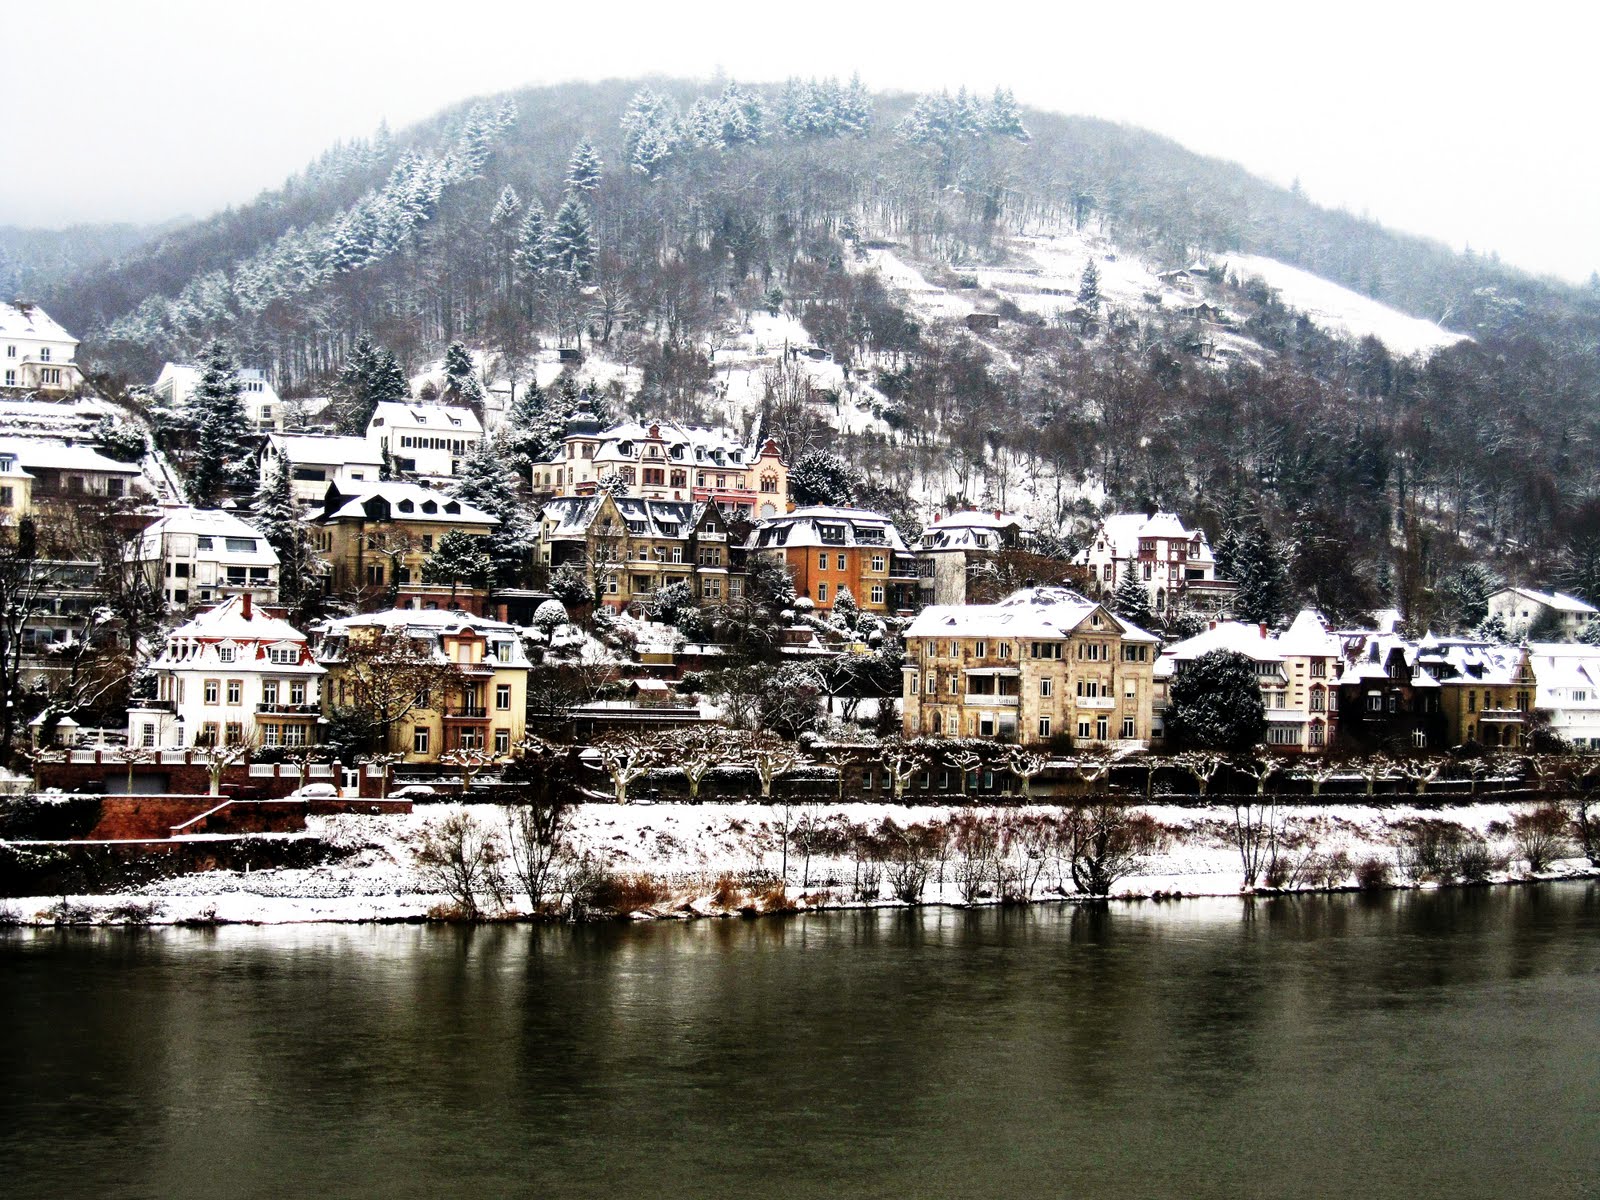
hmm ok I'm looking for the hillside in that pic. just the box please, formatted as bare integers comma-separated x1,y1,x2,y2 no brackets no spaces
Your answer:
0,221,177,298
37,76,1600,630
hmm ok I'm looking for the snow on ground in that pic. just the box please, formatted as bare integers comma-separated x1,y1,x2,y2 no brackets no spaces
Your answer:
1219,253,1468,357
5,799,1591,926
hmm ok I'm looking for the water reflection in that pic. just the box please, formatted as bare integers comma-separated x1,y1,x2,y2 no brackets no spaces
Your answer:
1,883,1597,1200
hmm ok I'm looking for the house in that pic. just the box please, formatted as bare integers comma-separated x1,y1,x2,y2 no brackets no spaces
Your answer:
1153,610,1340,751
0,447,34,520
312,482,498,607
126,594,324,750
153,362,284,429
1333,630,1446,752
134,506,280,610
747,505,919,614
1526,642,1600,750
1487,587,1598,641
529,405,790,518
902,586,1158,747
1413,638,1533,750
1,302,84,394
538,493,736,608
915,510,1037,606
260,434,385,503
315,609,531,762
365,402,482,482
0,438,145,505
1075,511,1236,618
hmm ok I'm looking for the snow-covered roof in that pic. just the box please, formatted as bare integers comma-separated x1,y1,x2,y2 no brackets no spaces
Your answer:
751,506,909,553
1077,511,1212,563
0,302,76,344
918,509,1034,552
0,437,142,475
317,608,530,667
1275,609,1341,657
321,482,497,527
905,585,1156,643
162,595,310,647
1495,586,1597,615
539,496,605,538
138,507,278,566
1161,621,1280,664
367,402,482,435
536,416,763,468
266,434,382,468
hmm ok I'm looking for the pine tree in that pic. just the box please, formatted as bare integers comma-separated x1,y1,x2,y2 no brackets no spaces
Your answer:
839,72,873,136
334,336,408,433
449,437,536,585
514,202,553,281
489,185,522,227
1232,526,1289,626
1111,569,1154,628
985,87,1030,141
566,139,603,194
549,197,594,281
187,340,253,506
422,529,493,601
442,342,485,409
1077,259,1102,312
251,455,309,612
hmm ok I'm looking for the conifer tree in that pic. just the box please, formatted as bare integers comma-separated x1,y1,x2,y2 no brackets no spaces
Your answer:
514,202,553,280
566,139,603,194
442,341,486,409
549,197,594,281
334,336,408,433
489,185,522,226
985,87,1030,141
449,436,537,585
1077,259,1102,312
187,340,253,506
422,529,493,601
1111,569,1154,628
252,454,310,612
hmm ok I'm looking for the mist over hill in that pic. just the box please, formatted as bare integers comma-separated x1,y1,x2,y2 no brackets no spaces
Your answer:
37,77,1600,628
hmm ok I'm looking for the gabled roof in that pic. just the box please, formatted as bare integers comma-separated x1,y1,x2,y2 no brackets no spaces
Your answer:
1494,586,1597,615
0,301,76,344
320,482,497,526
918,510,1033,552
906,585,1156,643
367,402,483,435
162,595,311,647
750,505,909,553
266,434,382,468
0,437,142,475
1077,511,1212,562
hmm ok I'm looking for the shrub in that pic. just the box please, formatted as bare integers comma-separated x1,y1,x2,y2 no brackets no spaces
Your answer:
1457,838,1493,884
1354,857,1393,890
1513,804,1571,872
756,882,796,913
587,872,669,914
1394,819,1472,883
412,811,507,920
711,872,744,909
104,900,162,925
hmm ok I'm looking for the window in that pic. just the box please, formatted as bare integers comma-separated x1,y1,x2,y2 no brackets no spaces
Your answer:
224,537,257,553
1310,687,1325,712
871,554,886,572
0,488,11,508
1366,693,1384,713
1096,716,1108,741
1310,659,1326,678
289,682,306,705
1040,678,1053,697
39,347,50,362
226,680,242,705
413,727,431,754
496,684,511,711
925,675,936,694
979,714,995,737
366,564,384,586
1078,719,1091,739
199,722,219,746
204,679,220,705
870,585,884,605
217,646,236,664
224,722,243,745
974,641,987,658
1468,690,1476,713
1031,642,1063,660
2,372,12,387
1038,717,1052,739
1309,723,1326,747
818,552,829,570
3,345,12,357
269,646,297,664
817,582,828,602
1267,725,1302,746
998,643,1011,659
494,729,510,755
837,554,847,571
1122,717,1136,739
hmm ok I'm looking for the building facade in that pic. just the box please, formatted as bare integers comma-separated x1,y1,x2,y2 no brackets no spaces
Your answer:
1,302,84,394
538,494,736,608
312,482,498,607
1487,587,1598,641
1076,511,1236,618
128,594,324,750
748,506,918,614
903,586,1158,747
915,510,1036,606
260,434,385,503
365,402,482,482
154,362,284,429
136,506,280,610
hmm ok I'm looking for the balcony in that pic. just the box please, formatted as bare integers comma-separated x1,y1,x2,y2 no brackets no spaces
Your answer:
442,705,490,721
964,694,1020,707
256,702,321,717
1478,708,1526,723
1076,696,1116,710
130,698,176,713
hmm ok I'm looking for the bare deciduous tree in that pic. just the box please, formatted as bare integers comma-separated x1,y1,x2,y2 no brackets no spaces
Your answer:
413,809,507,918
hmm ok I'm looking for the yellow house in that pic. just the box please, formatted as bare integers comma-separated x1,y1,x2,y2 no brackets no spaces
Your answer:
902,586,1158,747
316,609,530,763
313,482,498,608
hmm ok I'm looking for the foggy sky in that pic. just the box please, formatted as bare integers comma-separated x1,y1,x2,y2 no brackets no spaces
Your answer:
3,0,1594,283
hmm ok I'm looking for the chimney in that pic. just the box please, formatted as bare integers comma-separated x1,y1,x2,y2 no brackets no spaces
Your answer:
994,510,1002,519
1259,623,1268,638
242,592,253,620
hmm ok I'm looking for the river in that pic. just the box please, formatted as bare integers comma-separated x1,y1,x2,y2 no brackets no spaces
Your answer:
2,884,1597,1199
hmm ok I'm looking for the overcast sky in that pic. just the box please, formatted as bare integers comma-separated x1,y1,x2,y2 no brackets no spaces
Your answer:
3,1,1594,282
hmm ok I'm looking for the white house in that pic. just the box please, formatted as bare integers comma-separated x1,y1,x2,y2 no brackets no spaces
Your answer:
1487,587,1598,641
127,594,324,749
366,402,482,482
135,506,280,610
0,302,84,394
1075,511,1236,618
153,362,285,430
915,510,1036,605
0,437,145,503
260,434,385,503
1526,642,1600,749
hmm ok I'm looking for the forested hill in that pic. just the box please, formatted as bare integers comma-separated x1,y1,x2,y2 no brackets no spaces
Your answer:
40,77,1600,631
0,220,176,300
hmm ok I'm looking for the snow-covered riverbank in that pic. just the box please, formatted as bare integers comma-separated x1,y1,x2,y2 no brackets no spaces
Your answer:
4,799,1595,926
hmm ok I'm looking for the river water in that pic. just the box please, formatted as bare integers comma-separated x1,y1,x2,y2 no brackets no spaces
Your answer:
3,885,1597,1199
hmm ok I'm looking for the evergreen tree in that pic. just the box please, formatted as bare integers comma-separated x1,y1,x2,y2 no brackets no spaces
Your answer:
1232,525,1289,626
442,341,486,409
1076,259,1102,312
549,197,594,281
334,336,408,433
1110,569,1153,628
839,72,873,136
251,455,310,613
788,448,860,507
985,87,1030,141
449,436,537,585
422,529,493,601
489,185,522,227
566,139,603,194
1165,649,1267,752
514,202,553,280
186,340,253,506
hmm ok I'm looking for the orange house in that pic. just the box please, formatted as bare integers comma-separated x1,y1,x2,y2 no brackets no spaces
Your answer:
747,506,919,614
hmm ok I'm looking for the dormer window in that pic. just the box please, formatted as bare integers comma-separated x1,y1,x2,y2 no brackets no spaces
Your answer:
398,499,414,513
422,500,438,514
445,502,460,514
217,645,237,663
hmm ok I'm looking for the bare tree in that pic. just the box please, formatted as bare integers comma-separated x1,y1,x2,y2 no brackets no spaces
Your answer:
665,727,728,803
504,794,574,913
878,737,931,803
439,746,501,794
323,628,459,755
1003,745,1049,799
944,741,985,800
200,733,258,797
1176,751,1226,797
1061,803,1158,897
595,733,661,804
1232,800,1277,889
413,809,507,918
